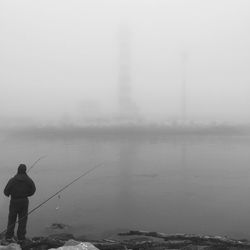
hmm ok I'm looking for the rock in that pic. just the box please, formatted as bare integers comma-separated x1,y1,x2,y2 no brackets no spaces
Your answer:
45,223,71,233
64,241,81,247
48,234,75,241
181,245,199,250
117,230,250,249
49,242,100,250
165,240,193,248
49,224,70,230
0,244,21,250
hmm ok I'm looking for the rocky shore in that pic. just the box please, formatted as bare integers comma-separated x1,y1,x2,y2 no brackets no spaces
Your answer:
2,229,250,250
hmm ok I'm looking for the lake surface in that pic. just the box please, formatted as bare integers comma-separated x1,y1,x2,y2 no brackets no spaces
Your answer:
1,131,250,240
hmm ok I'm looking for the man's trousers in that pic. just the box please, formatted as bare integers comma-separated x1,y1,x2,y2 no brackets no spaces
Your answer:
6,198,29,240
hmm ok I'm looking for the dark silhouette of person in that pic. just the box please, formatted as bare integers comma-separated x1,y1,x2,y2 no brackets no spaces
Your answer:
4,164,36,242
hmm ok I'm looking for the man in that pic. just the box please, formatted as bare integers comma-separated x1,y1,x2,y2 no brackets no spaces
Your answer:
4,164,36,242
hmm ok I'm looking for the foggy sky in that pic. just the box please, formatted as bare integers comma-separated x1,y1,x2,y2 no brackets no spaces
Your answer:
0,0,250,125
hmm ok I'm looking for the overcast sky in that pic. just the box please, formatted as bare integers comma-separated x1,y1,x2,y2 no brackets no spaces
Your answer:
0,0,250,124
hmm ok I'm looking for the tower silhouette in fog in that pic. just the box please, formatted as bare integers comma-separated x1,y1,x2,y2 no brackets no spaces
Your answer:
118,25,139,121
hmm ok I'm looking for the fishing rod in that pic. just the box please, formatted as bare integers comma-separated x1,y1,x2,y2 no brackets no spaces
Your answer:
28,162,103,215
0,162,103,236
27,155,47,173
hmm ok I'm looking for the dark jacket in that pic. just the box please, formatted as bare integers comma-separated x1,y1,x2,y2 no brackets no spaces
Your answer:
4,173,36,199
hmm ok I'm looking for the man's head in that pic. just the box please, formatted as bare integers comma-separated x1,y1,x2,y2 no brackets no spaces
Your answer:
18,164,27,174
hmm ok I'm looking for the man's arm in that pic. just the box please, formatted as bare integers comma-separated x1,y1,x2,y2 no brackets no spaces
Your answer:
28,178,36,196
4,179,13,197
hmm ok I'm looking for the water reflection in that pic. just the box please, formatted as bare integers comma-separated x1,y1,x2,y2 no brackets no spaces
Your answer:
116,141,138,228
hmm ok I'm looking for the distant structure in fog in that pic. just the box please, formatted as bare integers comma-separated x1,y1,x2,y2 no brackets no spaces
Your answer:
181,52,187,123
117,25,139,121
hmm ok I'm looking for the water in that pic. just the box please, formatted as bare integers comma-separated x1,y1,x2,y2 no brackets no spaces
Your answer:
1,131,250,240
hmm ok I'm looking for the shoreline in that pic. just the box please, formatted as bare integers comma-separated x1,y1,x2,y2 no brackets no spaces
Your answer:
2,230,250,250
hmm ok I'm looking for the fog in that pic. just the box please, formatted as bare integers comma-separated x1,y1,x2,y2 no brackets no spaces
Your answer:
0,0,250,126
